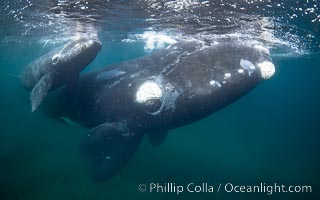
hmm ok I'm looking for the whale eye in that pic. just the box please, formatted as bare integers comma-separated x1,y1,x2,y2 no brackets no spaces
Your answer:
143,99,162,113
52,54,60,65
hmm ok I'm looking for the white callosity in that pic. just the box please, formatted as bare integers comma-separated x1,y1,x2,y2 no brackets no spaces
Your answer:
254,44,270,55
240,59,256,76
240,58,275,79
136,81,163,103
224,73,231,79
257,61,275,79
209,80,222,87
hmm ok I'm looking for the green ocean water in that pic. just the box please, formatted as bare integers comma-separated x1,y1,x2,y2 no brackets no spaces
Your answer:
0,39,319,200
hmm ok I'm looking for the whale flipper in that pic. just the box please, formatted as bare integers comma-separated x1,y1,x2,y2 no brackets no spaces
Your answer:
30,73,53,112
80,121,144,182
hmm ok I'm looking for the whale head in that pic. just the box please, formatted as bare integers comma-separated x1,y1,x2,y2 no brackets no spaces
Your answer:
178,42,276,120
19,37,102,112
52,37,102,74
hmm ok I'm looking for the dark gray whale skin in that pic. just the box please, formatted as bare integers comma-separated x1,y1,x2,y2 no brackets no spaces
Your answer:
45,41,274,182
20,38,102,112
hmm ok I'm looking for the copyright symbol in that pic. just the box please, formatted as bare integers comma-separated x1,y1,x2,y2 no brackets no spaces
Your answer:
138,184,147,192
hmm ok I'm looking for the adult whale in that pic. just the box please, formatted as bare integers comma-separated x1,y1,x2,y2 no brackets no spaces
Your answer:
45,41,275,182
20,38,102,112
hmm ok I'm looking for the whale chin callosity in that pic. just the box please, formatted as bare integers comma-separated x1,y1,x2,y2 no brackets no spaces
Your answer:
43,41,275,182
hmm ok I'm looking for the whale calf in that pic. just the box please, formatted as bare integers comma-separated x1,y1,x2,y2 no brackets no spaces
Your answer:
44,41,275,182
20,38,102,112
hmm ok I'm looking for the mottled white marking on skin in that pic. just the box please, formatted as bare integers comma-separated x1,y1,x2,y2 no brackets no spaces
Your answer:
96,69,125,81
238,69,244,74
209,80,222,87
128,83,132,87
254,45,270,54
85,40,95,48
136,81,162,103
130,71,143,78
240,59,256,76
74,43,81,49
222,81,227,84
149,81,178,116
224,73,231,79
257,61,275,79
108,78,124,88
216,81,222,87
185,80,192,88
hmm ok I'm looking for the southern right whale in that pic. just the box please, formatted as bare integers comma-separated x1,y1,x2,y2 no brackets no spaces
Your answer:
20,38,101,112
44,41,275,182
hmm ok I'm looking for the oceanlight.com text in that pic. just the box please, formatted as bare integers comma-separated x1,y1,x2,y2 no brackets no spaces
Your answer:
137,182,312,195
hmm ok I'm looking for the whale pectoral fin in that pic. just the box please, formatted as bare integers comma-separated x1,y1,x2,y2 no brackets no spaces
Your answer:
147,130,168,146
80,122,144,182
30,74,53,112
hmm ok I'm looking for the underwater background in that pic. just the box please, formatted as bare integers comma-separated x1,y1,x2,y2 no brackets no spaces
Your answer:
0,1,320,199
